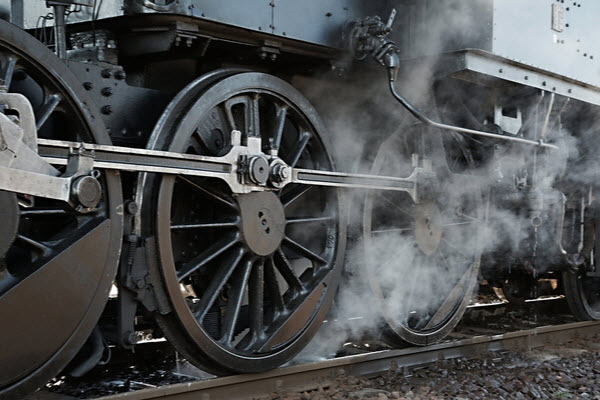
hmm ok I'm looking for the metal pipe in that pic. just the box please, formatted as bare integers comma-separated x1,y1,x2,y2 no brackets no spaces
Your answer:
51,4,67,60
386,73,559,150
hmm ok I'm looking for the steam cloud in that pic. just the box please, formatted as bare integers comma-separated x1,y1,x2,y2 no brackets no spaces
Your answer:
288,2,599,362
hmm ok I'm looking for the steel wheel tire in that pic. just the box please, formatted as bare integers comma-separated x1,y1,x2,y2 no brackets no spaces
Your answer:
0,20,122,399
141,72,346,374
362,122,482,346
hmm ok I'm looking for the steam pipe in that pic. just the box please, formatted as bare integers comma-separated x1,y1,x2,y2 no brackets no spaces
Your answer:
386,68,559,150
348,12,558,150
50,3,68,60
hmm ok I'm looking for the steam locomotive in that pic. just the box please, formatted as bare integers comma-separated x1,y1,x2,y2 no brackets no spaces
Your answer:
1,0,599,398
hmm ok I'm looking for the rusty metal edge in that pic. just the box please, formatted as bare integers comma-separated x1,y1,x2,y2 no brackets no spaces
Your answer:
68,321,600,400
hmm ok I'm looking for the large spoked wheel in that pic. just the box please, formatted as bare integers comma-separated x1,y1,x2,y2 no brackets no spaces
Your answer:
563,199,600,320
0,21,122,399
140,72,345,374
562,270,600,320
363,123,482,346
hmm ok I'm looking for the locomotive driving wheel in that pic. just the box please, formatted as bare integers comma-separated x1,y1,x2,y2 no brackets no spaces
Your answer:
363,122,482,346
140,72,345,374
563,199,600,321
0,21,122,399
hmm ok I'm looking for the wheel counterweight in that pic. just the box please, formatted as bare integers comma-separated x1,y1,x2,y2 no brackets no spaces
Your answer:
139,71,346,374
0,20,122,399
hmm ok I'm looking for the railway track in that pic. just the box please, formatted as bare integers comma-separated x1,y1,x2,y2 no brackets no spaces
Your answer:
32,313,600,400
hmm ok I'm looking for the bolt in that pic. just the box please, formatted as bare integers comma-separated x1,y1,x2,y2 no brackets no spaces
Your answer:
83,81,93,90
126,331,138,346
101,105,112,115
115,70,126,80
101,69,113,78
279,166,290,179
125,200,138,215
101,87,113,96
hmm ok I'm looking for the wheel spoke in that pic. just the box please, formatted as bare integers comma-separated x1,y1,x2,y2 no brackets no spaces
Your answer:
375,192,413,218
286,216,334,225
401,254,423,320
272,104,288,152
371,227,414,235
219,257,253,345
178,176,237,209
171,220,239,230
424,262,474,329
372,241,411,271
0,54,16,88
442,221,474,227
460,212,483,224
264,257,284,314
16,234,52,256
441,237,470,260
223,95,253,136
248,258,265,343
193,127,213,152
274,248,304,293
36,93,61,130
250,93,260,138
282,236,327,266
20,208,66,216
194,247,245,321
177,234,239,281
280,184,312,208
289,131,311,168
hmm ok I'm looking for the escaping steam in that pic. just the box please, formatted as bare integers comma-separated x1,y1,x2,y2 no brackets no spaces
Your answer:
289,2,599,363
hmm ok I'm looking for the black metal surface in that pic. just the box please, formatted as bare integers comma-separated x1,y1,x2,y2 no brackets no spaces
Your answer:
0,190,18,258
139,71,346,374
0,20,123,400
3,0,600,396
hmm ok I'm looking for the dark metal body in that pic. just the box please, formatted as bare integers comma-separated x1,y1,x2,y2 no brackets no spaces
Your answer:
1,0,600,397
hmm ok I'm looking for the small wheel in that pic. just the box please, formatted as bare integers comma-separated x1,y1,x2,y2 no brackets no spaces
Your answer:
562,200,600,320
563,271,600,320
561,196,600,320
0,21,122,399
363,122,482,346
139,72,346,374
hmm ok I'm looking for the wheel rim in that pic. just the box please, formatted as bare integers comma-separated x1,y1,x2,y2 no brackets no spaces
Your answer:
563,271,600,320
363,123,481,345
0,21,122,399
143,72,345,373
562,197,600,320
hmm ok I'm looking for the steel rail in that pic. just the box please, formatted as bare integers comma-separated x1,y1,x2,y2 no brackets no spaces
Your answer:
37,320,599,400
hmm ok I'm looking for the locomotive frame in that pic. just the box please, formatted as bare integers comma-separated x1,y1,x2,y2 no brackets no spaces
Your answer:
1,1,600,398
